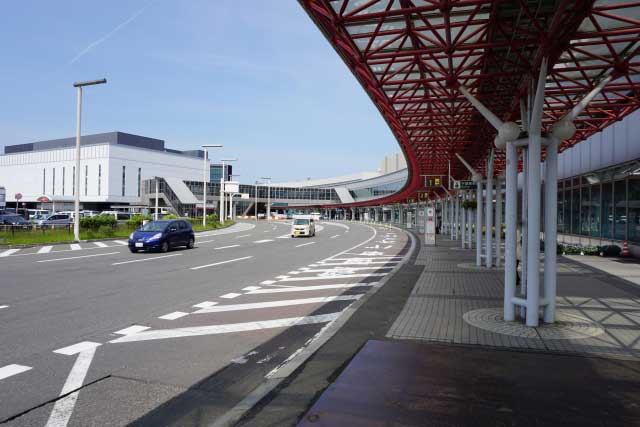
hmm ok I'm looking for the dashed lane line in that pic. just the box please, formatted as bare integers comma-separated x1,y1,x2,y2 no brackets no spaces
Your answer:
253,239,273,243
0,364,32,381
278,273,387,281
235,234,252,239
220,293,242,299
190,255,253,270
0,249,20,257
295,242,316,248
330,235,340,239
158,311,189,320
114,240,128,246
37,252,120,263
214,245,240,250
111,253,182,266
194,295,363,314
0,305,8,309
109,313,341,344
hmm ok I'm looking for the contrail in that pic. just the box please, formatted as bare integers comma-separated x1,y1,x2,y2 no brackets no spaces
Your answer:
68,1,154,65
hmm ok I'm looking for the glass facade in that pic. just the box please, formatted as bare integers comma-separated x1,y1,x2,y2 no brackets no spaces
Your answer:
185,181,339,202
210,164,232,182
348,180,405,200
558,164,640,243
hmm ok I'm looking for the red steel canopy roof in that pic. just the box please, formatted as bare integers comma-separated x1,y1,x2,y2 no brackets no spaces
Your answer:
300,0,640,207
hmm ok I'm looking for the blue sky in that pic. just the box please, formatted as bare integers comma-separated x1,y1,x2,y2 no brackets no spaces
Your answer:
0,1,397,183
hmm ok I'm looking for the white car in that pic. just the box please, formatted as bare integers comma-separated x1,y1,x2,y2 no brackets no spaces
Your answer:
291,218,315,237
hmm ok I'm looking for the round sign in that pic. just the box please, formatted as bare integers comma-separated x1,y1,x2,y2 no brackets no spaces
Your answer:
37,196,50,203
15,193,22,200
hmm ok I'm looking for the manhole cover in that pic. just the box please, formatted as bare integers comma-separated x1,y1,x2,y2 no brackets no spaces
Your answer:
463,308,604,340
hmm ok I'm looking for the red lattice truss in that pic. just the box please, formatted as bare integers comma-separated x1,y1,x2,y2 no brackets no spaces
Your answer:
300,0,640,207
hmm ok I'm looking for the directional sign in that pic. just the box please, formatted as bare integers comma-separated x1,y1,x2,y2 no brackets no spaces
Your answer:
424,178,441,188
224,181,239,193
453,180,475,190
15,193,22,201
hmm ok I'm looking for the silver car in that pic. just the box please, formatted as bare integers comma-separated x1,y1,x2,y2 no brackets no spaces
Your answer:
36,213,73,227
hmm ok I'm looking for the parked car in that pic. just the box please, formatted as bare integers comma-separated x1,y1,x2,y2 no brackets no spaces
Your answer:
35,213,72,227
27,209,50,219
291,217,316,237
0,214,31,228
128,220,195,253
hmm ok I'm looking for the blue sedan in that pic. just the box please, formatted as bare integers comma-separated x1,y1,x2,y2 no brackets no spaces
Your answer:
128,220,195,253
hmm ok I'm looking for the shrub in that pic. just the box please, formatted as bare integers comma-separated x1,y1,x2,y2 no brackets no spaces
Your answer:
126,214,151,228
80,214,117,230
98,225,115,237
162,214,178,220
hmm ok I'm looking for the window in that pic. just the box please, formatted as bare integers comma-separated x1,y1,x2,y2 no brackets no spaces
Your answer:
580,185,590,236
52,168,56,195
571,184,580,235
72,166,76,196
62,167,65,195
122,166,126,197
629,176,640,243
137,168,141,197
590,184,600,238
557,181,565,233
601,181,613,239
42,168,46,194
614,179,627,240
84,165,88,196
98,165,102,196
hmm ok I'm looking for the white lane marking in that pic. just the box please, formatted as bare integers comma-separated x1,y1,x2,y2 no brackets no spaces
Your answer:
0,364,32,381
111,253,182,266
214,245,240,250
220,293,242,299
265,283,297,288
384,245,393,249
45,345,99,427
329,256,403,261
275,275,289,279
113,325,150,335
0,249,20,257
278,273,387,281
110,313,340,344
0,305,8,309
254,239,273,243
69,244,82,251
296,242,316,248
241,286,261,291
114,240,128,245
190,256,253,270
316,260,400,266
264,230,270,233
93,242,108,248
54,341,101,356
246,282,378,294
277,234,290,239
38,246,53,254
193,301,218,309
197,239,215,244
235,234,251,239
261,280,277,285
330,235,340,239
194,295,362,313
301,266,393,273
37,252,119,263
287,271,300,275
320,222,350,231
158,311,189,320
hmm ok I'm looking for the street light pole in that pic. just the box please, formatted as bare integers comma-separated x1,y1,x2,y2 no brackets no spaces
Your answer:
73,78,106,242
201,144,222,227
261,177,271,222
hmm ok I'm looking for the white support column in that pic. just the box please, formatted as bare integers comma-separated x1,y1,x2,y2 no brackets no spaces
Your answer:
485,150,494,268
454,194,459,240
504,142,518,321
468,203,473,249
495,176,503,267
476,181,483,266
520,148,528,319
543,138,559,323
450,197,455,239
461,191,467,248
525,59,547,327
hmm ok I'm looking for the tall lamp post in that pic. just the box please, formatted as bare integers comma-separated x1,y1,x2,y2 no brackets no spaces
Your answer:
202,144,223,227
73,78,106,242
261,177,271,221
219,158,238,225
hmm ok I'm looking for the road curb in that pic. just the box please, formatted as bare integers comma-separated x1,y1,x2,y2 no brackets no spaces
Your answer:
209,223,417,427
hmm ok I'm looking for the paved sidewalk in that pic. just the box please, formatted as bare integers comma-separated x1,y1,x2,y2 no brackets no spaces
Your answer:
565,254,640,287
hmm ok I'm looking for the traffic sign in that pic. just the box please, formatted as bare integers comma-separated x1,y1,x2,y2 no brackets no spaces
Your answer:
424,178,441,188
15,193,22,201
37,196,50,203
453,180,475,190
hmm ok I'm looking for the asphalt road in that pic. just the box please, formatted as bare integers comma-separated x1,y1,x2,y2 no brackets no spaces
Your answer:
0,220,409,427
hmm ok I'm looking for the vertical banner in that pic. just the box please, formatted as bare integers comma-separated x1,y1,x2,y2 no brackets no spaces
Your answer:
425,206,436,245
417,207,425,234
406,211,413,229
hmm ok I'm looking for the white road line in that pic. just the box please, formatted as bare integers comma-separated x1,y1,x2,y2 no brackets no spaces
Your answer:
37,252,120,263
277,235,290,239
193,301,218,309
197,239,215,244
0,364,32,381
261,280,277,285
110,313,340,344
38,246,53,254
300,266,394,273
315,260,400,266
93,242,108,248
45,345,99,427
0,249,20,257
296,242,316,248
214,245,240,250
264,230,270,233
220,293,242,299
235,234,251,239
113,325,150,335
114,240,128,245
254,239,273,243
158,311,189,320
241,286,261,291
246,282,378,294
190,256,253,270
278,273,387,281
330,235,340,239
69,244,81,251
194,295,362,313
275,275,289,279
329,256,403,261
0,305,8,309
112,253,182,266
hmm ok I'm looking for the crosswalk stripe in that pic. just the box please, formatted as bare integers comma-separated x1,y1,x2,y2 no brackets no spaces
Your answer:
38,246,53,254
246,282,378,294
110,312,340,344
194,294,362,313
0,364,32,381
0,249,20,257
114,240,128,245
93,242,108,248
70,244,81,251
